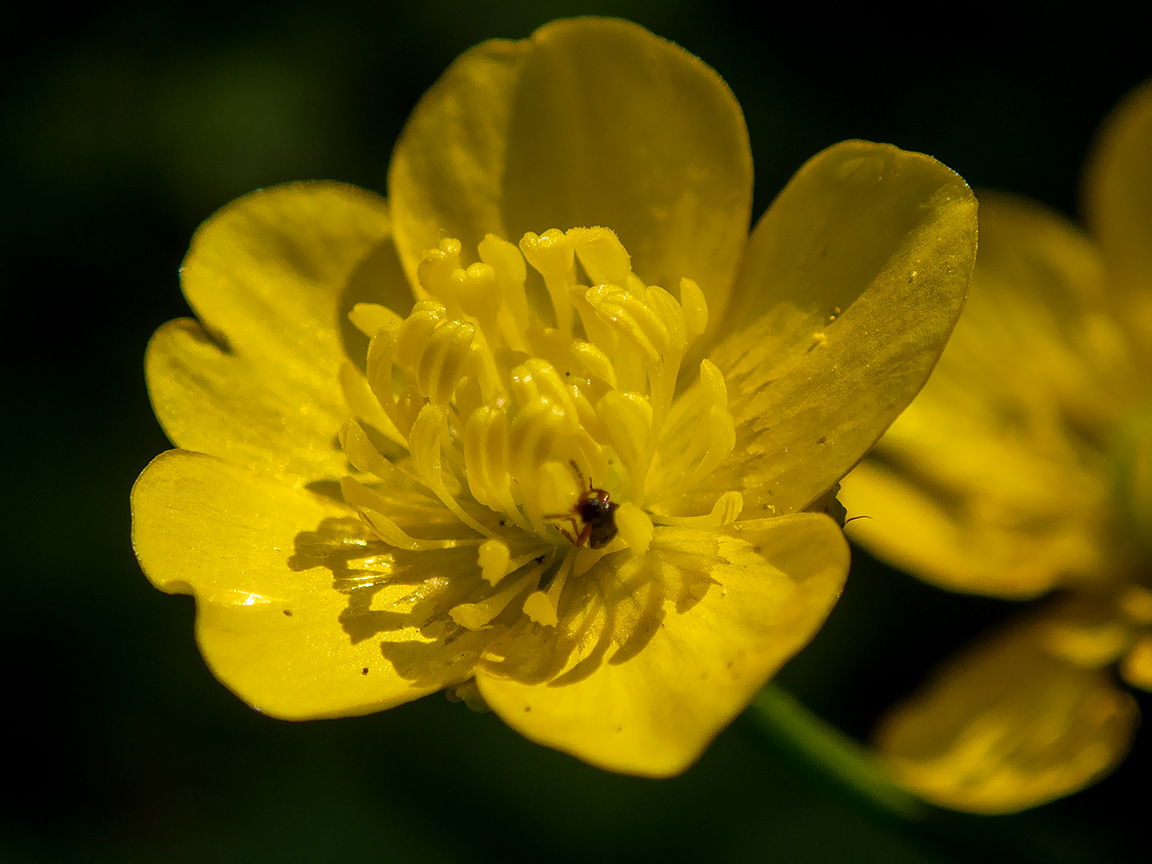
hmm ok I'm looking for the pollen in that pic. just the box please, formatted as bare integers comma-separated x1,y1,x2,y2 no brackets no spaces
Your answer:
340,226,737,629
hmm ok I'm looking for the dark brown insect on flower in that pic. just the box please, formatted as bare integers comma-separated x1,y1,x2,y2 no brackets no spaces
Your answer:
546,460,619,549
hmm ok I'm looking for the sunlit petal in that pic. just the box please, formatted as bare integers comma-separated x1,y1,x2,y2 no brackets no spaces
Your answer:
474,515,847,776
842,194,1135,595
668,141,976,518
132,450,479,718
134,18,978,778
147,182,406,485
389,18,752,344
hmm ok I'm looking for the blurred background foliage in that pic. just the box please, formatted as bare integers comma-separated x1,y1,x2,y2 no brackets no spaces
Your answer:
2,1,1149,861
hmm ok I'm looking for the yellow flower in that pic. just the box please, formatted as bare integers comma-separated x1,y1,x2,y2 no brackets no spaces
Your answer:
132,18,976,776
840,81,1152,811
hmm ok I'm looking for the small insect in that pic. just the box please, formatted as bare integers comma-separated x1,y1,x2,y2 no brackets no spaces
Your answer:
546,460,619,549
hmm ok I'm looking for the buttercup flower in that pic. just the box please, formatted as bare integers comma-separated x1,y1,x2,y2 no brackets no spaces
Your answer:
133,17,976,776
841,81,1152,811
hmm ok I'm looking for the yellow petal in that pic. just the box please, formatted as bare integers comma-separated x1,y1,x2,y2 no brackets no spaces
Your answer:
841,194,1127,595
146,181,405,486
1121,634,1152,690
388,17,752,343
132,450,486,719
473,514,848,777
876,605,1139,814
1084,79,1152,350
387,37,526,295
839,461,1104,599
673,141,976,518
954,194,1140,429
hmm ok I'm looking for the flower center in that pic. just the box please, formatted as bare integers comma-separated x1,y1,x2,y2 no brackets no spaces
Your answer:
337,226,739,628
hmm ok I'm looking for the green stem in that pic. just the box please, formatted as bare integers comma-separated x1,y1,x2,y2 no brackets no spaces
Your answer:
744,684,927,820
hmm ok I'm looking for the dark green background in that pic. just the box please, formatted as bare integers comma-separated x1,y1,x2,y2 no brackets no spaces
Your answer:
3,1,1149,861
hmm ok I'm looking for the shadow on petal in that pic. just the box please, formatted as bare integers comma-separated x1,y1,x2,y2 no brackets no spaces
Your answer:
339,235,413,375
289,516,500,689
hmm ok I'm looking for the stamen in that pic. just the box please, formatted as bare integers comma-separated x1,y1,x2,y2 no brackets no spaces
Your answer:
477,538,511,586
569,340,617,389
568,226,632,287
341,223,734,638
453,262,501,342
339,420,401,481
450,565,545,630
636,284,688,435
416,238,463,305
478,233,529,347
339,477,444,524
596,390,652,500
649,359,735,502
523,551,575,627
364,314,403,422
679,277,709,347
339,362,406,447
462,407,508,506
520,229,576,336
585,283,668,367
507,397,567,532
615,502,654,557
416,319,475,405
510,358,580,420
349,302,403,338
654,491,744,529
393,301,447,370
359,508,484,552
409,404,495,537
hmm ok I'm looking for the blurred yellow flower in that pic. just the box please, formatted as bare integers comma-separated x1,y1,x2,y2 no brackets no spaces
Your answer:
841,81,1152,811
132,18,976,776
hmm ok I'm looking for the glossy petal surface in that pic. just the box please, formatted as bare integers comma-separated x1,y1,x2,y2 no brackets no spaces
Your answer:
132,450,470,718
389,18,752,341
670,141,976,518
134,17,980,778
146,182,401,486
474,515,848,776
876,605,1138,814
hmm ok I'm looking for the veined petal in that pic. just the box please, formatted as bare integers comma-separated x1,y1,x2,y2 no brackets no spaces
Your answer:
671,141,976,518
1084,79,1152,358
389,17,752,341
132,450,482,719
147,182,406,486
473,514,848,777
841,194,1131,596
876,603,1139,814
